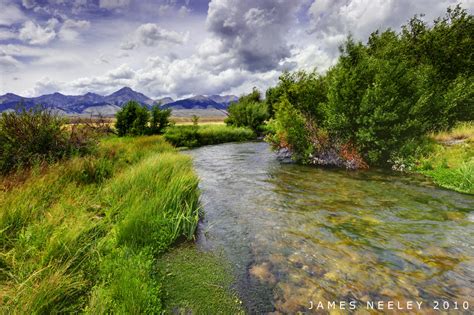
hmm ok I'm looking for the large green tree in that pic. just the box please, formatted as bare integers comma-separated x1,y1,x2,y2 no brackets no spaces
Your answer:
149,105,172,135
115,101,150,136
225,88,268,133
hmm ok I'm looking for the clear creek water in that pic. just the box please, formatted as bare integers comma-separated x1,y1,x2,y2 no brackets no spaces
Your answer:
187,142,474,314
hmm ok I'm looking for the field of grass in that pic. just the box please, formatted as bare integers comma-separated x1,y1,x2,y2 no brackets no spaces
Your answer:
65,115,226,126
0,135,239,313
171,116,226,125
164,124,255,148
415,122,474,194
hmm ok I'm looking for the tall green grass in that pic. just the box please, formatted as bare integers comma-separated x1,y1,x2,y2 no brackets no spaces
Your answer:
421,161,473,194
164,124,255,148
415,122,474,194
0,135,201,313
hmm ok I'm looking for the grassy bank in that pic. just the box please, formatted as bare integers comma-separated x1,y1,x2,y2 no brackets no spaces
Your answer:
0,135,239,313
164,124,255,148
415,122,474,194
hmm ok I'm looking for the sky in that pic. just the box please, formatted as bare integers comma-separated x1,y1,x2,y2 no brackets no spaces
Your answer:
0,0,472,99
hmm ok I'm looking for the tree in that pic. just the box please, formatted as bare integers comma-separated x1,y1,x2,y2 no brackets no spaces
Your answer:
191,115,199,126
225,89,268,133
265,6,473,167
115,101,150,136
149,105,171,135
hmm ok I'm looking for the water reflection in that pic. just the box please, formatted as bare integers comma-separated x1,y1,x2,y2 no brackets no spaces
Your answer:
187,142,474,314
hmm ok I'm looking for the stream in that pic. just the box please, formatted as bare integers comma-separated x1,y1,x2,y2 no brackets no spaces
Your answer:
187,142,474,314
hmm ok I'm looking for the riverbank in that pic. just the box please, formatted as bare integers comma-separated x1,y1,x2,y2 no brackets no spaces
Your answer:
0,135,240,313
414,122,473,194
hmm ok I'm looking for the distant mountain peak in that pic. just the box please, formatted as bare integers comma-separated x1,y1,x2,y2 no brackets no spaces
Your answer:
105,87,154,105
116,86,133,92
190,95,209,101
0,89,236,116
156,97,174,105
108,87,136,96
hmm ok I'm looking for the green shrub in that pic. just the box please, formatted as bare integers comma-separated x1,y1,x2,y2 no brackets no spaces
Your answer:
164,125,255,148
0,107,97,175
115,101,150,136
164,125,199,147
324,40,440,164
265,98,312,162
149,105,172,135
115,101,173,137
225,88,268,133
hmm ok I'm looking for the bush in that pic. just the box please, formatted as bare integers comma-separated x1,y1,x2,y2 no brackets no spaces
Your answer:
265,98,311,162
225,88,268,133
115,101,150,136
115,101,172,136
149,105,172,135
324,39,440,164
164,125,255,148
0,107,97,175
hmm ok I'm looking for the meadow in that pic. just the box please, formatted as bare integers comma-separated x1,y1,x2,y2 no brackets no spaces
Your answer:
0,134,241,313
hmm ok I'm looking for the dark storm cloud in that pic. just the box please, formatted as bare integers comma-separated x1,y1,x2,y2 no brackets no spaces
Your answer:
206,0,302,72
2,0,472,98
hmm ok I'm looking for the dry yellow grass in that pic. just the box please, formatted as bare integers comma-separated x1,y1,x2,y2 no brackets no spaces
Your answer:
431,122,474,143
170,116,226,125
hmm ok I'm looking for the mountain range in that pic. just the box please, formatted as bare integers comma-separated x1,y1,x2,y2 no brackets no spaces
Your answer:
0,87,238,116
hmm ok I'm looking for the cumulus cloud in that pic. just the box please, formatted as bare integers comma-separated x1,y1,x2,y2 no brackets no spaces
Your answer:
136,23,188,46
108,63,135,79
158,4,173,16
206,0,303,71
19,19,58,45
307,0,465,55
27,77,62,96
66,64,137,94
120,41,136,50
121,23,189,50
0,1,27,26
0,51,21,71
21,0,36,9
0,29,17,40
58,19,90,41
178,5,191,17
99,0,130,9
